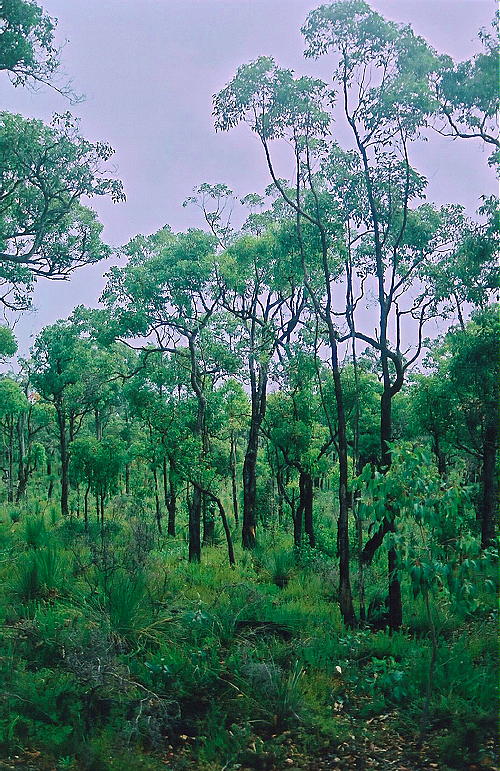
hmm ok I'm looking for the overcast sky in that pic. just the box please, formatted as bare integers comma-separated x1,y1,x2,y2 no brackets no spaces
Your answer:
0,0,496,351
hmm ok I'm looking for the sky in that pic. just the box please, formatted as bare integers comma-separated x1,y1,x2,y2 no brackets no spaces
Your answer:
0,0,496,352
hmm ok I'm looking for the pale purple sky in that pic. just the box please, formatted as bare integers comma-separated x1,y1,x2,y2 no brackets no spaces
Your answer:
0,0,496,351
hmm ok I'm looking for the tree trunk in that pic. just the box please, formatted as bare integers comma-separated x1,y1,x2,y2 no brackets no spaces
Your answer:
331,354,356,628
302,471,315,548
167,458,176,537
152,466,162,535
188,485,202,562
242,425,258,549
242,366,268,549
230,432,239,523
84,483,90,532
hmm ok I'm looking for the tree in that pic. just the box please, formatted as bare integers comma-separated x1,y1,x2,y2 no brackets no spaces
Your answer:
218,228,305,549
433,15,499,165
30,320,113,517
0,112,124,310
0,0,62,91
0,376,28,501
0,325,17,360
425,308,499,548
103,227,238,561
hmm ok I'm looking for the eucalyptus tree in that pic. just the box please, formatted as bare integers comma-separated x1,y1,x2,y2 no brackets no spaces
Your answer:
14,364,52,501
264,347,334,549
102,226,238,561
0,112,124,310
30,320,115,517
218,228,306,549
214,58,359,624
212,1,495,627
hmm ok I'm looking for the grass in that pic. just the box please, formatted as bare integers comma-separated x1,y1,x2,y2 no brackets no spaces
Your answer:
0,498,496,771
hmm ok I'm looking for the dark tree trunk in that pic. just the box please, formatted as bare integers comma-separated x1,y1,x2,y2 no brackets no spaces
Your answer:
167,458,176,537
293,494,303,549
432,433,446,476
47,454,54,500
332,355,356,628
242,426,258,549
230,432,239,524
162,456,169,508
302,471,315,548
152,466,162,535
188,485,202,562
242,366,268,549
84,483,90,532
481,419,498,549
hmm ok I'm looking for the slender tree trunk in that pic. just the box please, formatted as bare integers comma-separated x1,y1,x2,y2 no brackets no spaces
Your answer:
242,368,267,549
188,486,202,562
242,426,258,548
331,350,356,628
167,458,176,537
302,471,315,548
16,413,28,502
293,495,303,549
152,466,162,535
84,483,90,532
432,433,446,476
162,456,169,507
125,463,130,495
47,455,54,501
230,432,239,524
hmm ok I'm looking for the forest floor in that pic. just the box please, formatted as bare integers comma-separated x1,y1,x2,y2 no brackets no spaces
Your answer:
1,717,497,771
0,508,497,771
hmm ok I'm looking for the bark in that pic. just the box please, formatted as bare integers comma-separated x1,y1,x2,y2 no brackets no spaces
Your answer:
188,485,202,562
84,483,90,532
230,432,239,524
302,471,315,548
152,466,162,535
242,366,267,549
167,457,176,537
332,353,356,628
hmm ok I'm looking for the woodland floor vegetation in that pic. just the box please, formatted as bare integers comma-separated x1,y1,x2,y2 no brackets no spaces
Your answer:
0,492,497,770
